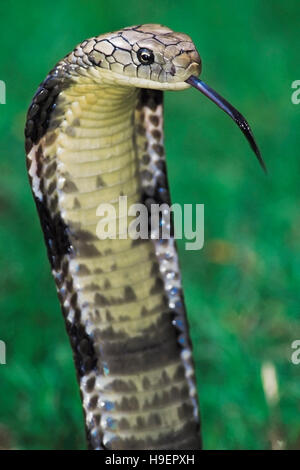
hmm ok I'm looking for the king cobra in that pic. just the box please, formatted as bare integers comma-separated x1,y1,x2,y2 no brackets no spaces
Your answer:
25,24,265,450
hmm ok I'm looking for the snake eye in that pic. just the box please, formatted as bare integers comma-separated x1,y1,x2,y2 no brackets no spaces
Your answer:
137,48,154,65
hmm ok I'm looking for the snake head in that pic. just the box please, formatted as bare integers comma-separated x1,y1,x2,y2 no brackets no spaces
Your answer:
69,24,201,90
66,23,265,171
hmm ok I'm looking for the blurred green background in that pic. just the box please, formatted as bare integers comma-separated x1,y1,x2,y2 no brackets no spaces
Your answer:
0,0,299,450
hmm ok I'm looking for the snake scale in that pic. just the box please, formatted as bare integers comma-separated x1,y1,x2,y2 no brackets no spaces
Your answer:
25,24,264,450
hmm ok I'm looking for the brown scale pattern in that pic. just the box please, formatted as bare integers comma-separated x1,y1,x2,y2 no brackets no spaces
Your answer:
134,88,200,424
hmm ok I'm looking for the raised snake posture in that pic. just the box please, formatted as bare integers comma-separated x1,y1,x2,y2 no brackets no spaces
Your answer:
25,24,265,450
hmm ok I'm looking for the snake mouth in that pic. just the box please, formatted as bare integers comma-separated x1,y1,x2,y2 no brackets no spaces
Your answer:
185,75,267,173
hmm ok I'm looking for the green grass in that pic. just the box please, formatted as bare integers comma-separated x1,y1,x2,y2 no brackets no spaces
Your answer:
0,0,299,450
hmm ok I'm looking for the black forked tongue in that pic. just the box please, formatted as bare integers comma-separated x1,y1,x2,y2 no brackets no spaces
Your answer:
186,75,267,173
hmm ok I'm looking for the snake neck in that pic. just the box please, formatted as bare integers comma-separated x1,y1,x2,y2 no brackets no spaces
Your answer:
52,80,140,227
26,69,200,450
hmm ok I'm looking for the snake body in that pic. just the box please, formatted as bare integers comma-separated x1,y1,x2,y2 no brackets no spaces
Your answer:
25,24,202,450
